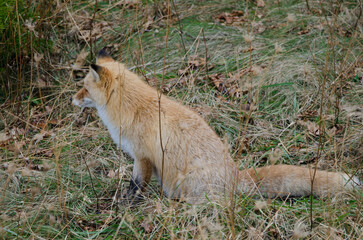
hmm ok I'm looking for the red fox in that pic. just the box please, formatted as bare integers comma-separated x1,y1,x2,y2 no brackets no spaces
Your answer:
72,50,359,204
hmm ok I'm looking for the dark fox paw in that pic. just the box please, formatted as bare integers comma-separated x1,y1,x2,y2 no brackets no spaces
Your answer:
118,191,144,206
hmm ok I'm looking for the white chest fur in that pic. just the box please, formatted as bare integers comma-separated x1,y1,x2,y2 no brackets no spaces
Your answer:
96,106,135,159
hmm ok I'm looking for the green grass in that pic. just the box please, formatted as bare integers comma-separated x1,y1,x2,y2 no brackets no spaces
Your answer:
0,0,362,239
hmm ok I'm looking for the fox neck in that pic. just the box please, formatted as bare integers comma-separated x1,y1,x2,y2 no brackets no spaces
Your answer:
95,84,139,159
95,77,157,159
96,103,137,159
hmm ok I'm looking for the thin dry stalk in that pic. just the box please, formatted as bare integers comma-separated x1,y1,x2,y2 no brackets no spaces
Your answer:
309,0,339,231
83,155,99,211
15,0,23,113
158,0,171,199
89,0,98,59
172,0,187,55
201,28,209,80
306,0,311,13
54,145,68,221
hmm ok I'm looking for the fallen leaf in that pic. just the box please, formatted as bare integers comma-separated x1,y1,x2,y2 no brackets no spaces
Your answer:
21,168,32,177
287,13,296,23
1,163,8,170
102,215,113,226
215,10,245,25
145,76,158,87
32,121,47,129
39,162,52,171
241,46,256,53
34,52,44,67
32,132,46,143
14,141,25,153
187,55,201,69
178,55,215,77
121,0,141,9
107,170,116,178
45,106,52,113
274,43,284,53
297,120,321,136
1,213,10,221
72,49,89,70
240,103,254,111
254,200,268,211
252,21,266,33
297,110,318,119
210,72,249,98
288,145,303,152
155,201,163,214
49,215,56,225
78,21,112,42
210,73,228,93
257,0,265,7
142,16,158,33
24,19,35,31
0,132,10,143
35,148,54,157
67,11,113,43
251,65,263,75
297,29,310,35
162,77,188,93
269,148,283,164
15,127,25,136
36,77,47,88
29,162,52,171
178,68,190,76
32,130,54,143
47,119,59,125
77,218,98,231
216,95,230,104
243,34,254,43
140,220,154,233
313,23,325,30
6,163,17,174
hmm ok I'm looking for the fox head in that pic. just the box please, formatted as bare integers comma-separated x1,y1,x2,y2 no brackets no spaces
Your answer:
72,50,115,108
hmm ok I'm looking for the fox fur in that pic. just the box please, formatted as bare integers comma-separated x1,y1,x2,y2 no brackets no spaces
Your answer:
72,50,359,204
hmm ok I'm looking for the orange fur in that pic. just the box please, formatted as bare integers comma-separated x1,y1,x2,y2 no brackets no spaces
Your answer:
72,51,359,203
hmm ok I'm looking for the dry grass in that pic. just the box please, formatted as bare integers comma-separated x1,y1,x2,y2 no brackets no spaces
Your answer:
0,0,362,239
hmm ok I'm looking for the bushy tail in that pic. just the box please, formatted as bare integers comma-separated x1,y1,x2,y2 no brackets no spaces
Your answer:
238,164,360,198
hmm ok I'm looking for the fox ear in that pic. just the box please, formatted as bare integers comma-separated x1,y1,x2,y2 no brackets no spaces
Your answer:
90,64,101,82
96,49,114,64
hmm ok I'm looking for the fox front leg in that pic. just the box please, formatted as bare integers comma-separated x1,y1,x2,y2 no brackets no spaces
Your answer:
127,158,153,203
